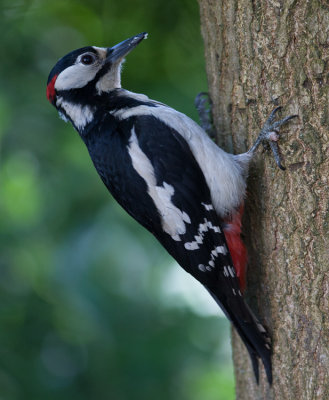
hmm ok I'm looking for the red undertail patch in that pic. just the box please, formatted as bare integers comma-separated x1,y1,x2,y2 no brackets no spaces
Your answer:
46,74,58,104
223,205,247,292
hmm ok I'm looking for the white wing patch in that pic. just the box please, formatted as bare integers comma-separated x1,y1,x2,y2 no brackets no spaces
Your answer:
56,97,95,130
128,127,191,241
110,96,250,218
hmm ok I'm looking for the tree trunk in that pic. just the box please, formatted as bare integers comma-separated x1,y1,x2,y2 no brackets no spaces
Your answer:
198,1,329,399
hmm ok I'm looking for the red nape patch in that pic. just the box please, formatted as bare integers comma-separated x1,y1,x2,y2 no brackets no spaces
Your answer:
46,74,58,104
223,206,247,292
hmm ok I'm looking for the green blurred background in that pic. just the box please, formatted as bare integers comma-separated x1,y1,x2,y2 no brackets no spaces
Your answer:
0,0,235,398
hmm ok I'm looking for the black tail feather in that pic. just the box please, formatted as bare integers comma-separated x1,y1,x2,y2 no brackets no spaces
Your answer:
208,289,272,384
246,346,260,384
240,318,272,385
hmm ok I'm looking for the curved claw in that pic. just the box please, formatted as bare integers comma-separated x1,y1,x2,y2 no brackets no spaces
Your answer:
269,141,286,170
248,107,298,170
272,114,298,130
266,106,282,125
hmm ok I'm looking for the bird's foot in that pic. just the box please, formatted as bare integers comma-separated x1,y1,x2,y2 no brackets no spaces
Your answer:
248,107,298,170
194,92,216,139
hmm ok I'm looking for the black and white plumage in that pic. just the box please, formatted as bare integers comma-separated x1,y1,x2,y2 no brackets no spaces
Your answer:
47,32,296,384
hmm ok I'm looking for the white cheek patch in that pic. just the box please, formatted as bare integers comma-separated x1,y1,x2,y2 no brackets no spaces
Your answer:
55,63,100,91
128,127,191,241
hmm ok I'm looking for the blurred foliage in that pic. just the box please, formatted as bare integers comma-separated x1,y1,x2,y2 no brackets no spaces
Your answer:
0,0,235,399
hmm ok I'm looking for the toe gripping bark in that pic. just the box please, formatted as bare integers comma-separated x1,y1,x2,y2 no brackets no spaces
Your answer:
249,107,298,170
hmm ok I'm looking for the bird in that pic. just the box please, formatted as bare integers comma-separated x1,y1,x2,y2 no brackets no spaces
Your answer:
46,32,296,384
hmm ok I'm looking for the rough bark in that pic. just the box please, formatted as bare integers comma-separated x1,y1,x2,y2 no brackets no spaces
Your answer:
198,1,329,399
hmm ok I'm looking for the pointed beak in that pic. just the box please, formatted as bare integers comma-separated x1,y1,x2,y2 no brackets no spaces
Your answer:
105,32,148,64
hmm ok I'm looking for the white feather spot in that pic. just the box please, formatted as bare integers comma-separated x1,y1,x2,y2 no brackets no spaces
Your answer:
228,266,236,278
198,264,206,272
196,235,203,244
184,242,199,250
223,266,229,277
182,212,191,224
184,218,221,251
202,203,214,211
216,246,227,255
199,221,208,233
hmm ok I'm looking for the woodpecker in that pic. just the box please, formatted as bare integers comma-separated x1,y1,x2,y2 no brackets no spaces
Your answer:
47,32,296,384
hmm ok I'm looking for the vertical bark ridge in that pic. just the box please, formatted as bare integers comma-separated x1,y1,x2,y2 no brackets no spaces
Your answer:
198,1,329,398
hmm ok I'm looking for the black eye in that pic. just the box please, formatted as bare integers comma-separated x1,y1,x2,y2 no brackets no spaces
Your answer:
81,54,96,65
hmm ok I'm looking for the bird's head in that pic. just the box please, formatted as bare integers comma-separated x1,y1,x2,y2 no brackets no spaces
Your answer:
46,32,148,109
